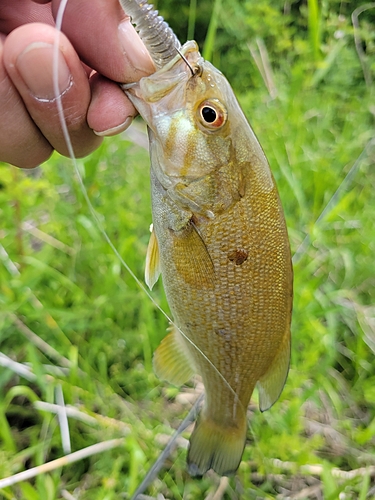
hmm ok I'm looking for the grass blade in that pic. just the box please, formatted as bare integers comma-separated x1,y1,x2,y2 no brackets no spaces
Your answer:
202,0,221,61
0,439,126,490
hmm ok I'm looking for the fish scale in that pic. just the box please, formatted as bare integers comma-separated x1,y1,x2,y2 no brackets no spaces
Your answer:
120,0,293,477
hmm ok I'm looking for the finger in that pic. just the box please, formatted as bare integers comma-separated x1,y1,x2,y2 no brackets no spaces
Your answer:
3,23,103,158
88,73,136,136
0,0,53,33
0,34,53,168
51,0,155,83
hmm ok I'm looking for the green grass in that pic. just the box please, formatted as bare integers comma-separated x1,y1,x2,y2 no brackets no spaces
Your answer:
1,0,375,498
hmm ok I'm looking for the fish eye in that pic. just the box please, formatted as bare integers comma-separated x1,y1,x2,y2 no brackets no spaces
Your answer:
197,99,227,130
202,106,217,123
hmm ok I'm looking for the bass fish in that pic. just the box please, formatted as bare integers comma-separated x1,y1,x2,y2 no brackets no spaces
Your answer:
120,0,293,476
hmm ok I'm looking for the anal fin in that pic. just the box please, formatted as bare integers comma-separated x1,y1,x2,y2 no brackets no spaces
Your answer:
153,324,195,386
145,224,161,290
257,331,291,412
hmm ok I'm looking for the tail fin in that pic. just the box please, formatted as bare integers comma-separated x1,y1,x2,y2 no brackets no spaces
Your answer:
187,414,247,477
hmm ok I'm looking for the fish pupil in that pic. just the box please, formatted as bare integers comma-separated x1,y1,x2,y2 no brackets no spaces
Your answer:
201,106,217,123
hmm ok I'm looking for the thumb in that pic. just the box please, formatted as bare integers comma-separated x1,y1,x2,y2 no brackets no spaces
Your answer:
51,0,155,83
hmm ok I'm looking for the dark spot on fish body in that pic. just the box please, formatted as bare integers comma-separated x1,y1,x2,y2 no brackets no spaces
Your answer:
185,321,198,330
238,174,246,198
214,328,231,341
227,249,248,266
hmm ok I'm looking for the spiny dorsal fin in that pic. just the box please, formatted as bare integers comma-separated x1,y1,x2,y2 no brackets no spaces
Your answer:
153,323,195,386
257,331,291,412
145,224,161,290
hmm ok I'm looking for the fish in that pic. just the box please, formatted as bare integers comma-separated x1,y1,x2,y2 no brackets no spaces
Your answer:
119,0,293,477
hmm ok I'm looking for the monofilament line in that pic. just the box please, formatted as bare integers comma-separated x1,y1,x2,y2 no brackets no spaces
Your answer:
292,138,375,264
130,393,204,500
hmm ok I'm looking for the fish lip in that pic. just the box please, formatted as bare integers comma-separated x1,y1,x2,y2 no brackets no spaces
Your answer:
121,41,205,134
121,41,202,94
152,40,201,75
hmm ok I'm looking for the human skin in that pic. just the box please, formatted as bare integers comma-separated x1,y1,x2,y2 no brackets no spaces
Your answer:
0,0,155,168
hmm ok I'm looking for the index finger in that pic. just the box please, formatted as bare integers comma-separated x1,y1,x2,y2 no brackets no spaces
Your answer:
51,0,155,83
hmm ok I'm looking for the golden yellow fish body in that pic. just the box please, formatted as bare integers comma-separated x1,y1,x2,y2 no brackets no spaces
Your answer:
125,41,293,476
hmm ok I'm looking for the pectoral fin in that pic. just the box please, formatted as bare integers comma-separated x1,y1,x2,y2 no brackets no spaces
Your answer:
153,324,195,386
257,332,290,412
172,220,215,288
145,225,161,290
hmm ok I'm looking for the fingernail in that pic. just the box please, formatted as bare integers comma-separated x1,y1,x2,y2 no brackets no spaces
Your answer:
118,20,155,78
94,116,134,137
16,42,72,101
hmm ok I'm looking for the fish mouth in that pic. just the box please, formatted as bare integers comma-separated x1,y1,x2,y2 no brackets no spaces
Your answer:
121,41,202,130
121,41,201,92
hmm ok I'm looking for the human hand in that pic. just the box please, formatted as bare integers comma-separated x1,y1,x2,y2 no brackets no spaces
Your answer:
0,0,155,168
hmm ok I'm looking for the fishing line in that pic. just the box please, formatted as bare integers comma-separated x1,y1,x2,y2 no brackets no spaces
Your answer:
292,137,375,265
130,393,204,500
53,0,246,432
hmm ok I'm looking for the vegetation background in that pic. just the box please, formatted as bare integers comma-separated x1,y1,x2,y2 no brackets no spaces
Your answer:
0,0,375,498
